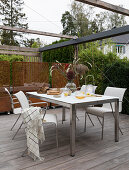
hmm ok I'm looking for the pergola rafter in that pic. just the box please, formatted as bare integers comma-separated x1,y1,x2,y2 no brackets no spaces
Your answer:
0,25,77,61
0,25,77,39
75,0,129,16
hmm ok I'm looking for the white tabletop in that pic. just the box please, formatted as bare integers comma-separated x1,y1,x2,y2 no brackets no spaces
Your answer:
27,92,119,105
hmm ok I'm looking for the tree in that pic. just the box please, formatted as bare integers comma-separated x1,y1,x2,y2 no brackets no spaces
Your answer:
106,12,127,29
90,10,127,33
61,2,93,37
23,38,43,48
71,2,90,37
61,11,76,36
23,38,35,48
90,12,107,33
61,2,127,37
31,38,43,48
0,0,28,46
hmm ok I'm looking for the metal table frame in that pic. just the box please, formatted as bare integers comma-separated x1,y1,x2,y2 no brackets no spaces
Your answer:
26,92,119,157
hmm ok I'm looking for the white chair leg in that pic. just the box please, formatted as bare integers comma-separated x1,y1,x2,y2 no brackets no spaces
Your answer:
62,107,66,124
21,147,28,157
12,121,23,140
97,116,103,126
76,115,79,121
11,114,21,131
55,124,59,150
84,111,87,132
87,113,94,126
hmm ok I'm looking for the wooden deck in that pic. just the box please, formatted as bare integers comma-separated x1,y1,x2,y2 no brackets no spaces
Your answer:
1,107,129,170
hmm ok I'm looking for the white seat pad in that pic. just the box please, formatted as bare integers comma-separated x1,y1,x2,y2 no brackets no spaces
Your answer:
86,107,112,117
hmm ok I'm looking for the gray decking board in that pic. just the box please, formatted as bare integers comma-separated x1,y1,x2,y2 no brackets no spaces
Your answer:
0,108,129,170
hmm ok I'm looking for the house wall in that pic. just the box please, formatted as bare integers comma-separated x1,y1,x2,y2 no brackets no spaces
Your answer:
102,44,129,59
120,44,129,59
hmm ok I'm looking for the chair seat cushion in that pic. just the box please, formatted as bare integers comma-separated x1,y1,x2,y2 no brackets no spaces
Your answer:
43,113,57,125
13,107,22,114
86,107,112,117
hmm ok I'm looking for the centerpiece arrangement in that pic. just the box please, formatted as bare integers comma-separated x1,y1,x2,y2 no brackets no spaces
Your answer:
50,59,91,92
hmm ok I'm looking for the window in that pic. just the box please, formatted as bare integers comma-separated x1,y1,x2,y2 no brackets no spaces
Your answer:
116,45,125,54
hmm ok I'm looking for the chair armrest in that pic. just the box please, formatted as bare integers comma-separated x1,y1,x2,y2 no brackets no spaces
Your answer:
13,102,20,105
28,100,32,104
12,97,18,100
30,102,48,110
30,102,47,105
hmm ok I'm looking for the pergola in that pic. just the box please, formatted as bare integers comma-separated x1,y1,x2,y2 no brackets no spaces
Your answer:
0,0,129,60
38,0,129,58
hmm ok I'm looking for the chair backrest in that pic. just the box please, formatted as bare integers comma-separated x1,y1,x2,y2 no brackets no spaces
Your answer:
4,88,14,111
14,91,30,110
103,87,126,112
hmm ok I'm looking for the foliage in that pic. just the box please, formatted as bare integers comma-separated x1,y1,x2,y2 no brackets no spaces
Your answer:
61,11,77,36
106,10,127,29
23,38,43,48
79,44,129,114
42,39,75,63
61,2,127,36
0,0,28,46
0,55,23,62
61,2,93,36
103,60,129,114
78,44,118,94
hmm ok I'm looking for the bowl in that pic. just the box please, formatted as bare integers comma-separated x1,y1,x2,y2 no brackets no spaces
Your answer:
75,91,86,99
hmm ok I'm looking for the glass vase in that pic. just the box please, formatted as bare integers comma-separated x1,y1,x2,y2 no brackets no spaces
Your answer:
65,81,76,92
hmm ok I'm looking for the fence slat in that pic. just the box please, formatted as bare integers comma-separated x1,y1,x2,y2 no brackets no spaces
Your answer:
0,45,39,52
0,50,39,57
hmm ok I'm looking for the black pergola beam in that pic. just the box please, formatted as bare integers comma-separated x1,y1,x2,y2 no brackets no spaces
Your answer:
39,25,129,52
75,0,129,16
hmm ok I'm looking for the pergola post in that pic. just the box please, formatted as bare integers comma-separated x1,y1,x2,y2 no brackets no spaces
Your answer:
39,52,43,62
74,45,78,60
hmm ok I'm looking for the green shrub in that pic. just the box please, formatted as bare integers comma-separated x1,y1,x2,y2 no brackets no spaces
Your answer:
78,46,118,94
43,39,74,63
103,60,129,114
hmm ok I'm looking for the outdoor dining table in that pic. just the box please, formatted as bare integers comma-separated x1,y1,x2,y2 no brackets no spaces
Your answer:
26,91,119,157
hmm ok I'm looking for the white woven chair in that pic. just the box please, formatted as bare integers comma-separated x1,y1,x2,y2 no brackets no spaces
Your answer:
14,91,59,149
85,87,126,139
80,85,98,126
5,88,23,140
5,88,52,140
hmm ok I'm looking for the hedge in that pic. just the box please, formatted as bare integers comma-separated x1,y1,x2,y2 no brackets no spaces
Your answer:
78,46,118,94
103,60,129,114
43,39,75,63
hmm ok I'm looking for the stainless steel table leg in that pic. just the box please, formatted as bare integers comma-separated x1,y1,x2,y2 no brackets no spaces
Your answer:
70,104,76,156
62,107,66,124
115,99,119,142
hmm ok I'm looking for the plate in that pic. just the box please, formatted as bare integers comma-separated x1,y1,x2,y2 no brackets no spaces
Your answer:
75,96,86,99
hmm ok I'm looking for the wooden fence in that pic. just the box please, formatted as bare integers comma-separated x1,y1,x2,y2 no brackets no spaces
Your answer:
0,45,42,62
0,61,11,112
12,62,49,92
0,61,79,113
